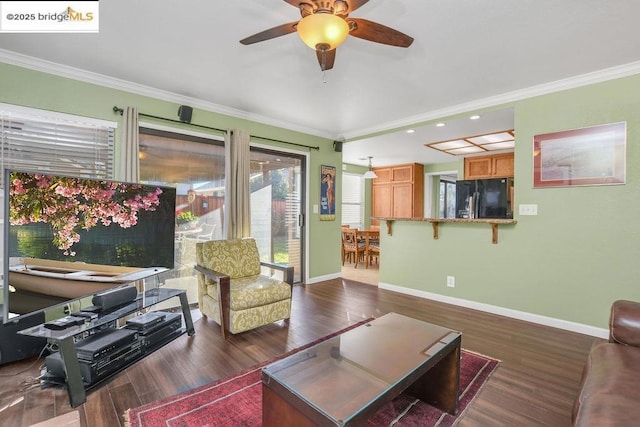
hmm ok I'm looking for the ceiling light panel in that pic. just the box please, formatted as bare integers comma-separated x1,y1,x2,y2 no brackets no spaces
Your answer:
448,146,486,155
424,129,515,156
430,140,470,150
467,131,514,144
483,141,515,150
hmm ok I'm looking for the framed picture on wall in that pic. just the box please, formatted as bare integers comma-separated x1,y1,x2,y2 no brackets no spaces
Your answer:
320,165,336,221
533,122,626,188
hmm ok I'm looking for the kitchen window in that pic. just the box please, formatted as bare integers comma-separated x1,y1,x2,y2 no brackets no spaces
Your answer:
439,177,457,218
342,173,363,227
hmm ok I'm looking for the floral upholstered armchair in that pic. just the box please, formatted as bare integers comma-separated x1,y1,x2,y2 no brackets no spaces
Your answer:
195,238,293,338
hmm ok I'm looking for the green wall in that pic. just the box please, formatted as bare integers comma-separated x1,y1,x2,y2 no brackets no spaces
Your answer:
0,62,341,281
3,61,640,329
380,74,640,329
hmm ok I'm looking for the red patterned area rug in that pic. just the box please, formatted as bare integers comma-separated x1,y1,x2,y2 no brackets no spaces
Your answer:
125,320,499,427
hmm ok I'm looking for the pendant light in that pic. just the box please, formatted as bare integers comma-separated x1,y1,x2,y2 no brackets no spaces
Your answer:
363,156,378,179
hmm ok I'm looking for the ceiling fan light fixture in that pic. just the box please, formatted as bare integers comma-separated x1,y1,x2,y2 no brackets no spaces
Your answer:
297,13,349,51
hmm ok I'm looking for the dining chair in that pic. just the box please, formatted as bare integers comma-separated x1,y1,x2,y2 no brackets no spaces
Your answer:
366,225,380,246
365,233,380,268
341,226,350,264
341,228,366,268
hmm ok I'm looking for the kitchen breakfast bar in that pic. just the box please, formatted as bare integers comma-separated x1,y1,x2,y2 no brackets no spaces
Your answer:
373,217,517,244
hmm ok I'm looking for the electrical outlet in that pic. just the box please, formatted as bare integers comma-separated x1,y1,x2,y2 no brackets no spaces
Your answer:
447,276,455,288
519,204,538,215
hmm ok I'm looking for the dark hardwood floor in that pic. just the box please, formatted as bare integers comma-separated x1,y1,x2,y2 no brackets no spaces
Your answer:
0,278,599,426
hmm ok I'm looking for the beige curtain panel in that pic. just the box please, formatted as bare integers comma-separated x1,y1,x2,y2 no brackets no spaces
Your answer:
120,106,140,182
224,129,251,239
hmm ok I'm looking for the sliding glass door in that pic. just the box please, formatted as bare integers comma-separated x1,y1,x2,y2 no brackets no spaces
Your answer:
139,128,306,288
249,147,305,284
139,128,225,304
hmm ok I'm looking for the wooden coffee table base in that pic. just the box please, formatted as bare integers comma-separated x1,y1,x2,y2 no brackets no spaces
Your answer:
406,344,461,415
263,385,319,427
262,343,460,427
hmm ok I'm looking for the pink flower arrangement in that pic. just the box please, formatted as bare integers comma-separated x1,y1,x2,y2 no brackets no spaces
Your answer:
9,172,163,256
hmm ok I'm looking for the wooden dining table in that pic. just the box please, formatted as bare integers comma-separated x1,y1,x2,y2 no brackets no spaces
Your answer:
357,228,380,240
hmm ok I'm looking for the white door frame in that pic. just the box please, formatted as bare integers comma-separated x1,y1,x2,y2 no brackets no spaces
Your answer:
424,170,459,218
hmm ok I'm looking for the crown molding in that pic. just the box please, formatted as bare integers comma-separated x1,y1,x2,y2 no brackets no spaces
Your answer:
3,49,639,142
0,49,333,139
343,60,640,140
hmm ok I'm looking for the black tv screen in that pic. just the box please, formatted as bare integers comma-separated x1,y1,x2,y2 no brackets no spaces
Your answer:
2,169,176,323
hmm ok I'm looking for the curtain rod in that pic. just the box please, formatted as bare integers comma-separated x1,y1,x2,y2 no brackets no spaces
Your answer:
113,106,320,151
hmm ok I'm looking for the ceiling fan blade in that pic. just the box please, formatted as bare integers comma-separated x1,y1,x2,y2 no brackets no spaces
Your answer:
316,49,336,71
282,0,304,8
348,18,413,47
346,0,370,14
240,22,298,45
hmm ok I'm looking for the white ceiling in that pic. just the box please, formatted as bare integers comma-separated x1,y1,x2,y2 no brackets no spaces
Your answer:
1,0,640,167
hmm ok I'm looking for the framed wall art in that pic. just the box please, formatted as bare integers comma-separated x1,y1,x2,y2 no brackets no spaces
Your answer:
533,122,626,188
320,165,336,221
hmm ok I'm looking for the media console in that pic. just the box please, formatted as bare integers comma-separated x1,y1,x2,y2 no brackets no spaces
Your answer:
18,287,195,407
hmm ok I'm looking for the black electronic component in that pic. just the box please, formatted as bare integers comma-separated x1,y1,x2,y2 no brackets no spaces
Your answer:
92,286,137,311
44,316,86,330
75,328,138,362
125,311,166,330
71,311,98,320
45,344,143,385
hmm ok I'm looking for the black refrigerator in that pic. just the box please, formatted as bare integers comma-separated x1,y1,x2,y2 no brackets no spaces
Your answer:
455,178,513,219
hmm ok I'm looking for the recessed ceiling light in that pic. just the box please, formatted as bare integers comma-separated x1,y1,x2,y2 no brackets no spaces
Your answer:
436,122,446,127
470,115,481,120
406,129,415,134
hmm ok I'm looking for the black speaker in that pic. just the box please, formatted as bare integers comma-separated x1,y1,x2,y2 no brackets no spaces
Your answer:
0,311,47,365
92,285,138,311
333,141,343,152
178,105,193,123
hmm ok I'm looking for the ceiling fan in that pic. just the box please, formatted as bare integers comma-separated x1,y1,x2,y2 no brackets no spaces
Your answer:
240,0,414,71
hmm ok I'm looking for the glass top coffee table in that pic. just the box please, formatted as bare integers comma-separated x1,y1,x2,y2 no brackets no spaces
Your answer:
262,312,461,426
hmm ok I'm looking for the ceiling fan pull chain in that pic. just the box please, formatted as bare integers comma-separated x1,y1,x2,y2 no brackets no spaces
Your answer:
321,49,328,83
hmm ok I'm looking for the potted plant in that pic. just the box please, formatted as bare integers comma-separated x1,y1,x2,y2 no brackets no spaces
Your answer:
176,211,199,230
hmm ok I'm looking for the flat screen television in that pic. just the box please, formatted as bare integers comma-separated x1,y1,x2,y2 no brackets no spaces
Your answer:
1,169,176,324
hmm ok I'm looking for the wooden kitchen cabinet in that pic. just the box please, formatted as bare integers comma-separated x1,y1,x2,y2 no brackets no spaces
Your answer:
464,153,514,179
372,163,423,224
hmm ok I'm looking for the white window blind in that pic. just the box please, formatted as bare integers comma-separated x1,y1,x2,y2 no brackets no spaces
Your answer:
0,105,115,187
341,173,363,227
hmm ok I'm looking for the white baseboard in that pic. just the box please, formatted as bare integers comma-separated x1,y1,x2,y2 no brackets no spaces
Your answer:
305,272,342,285
379,282,609,339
